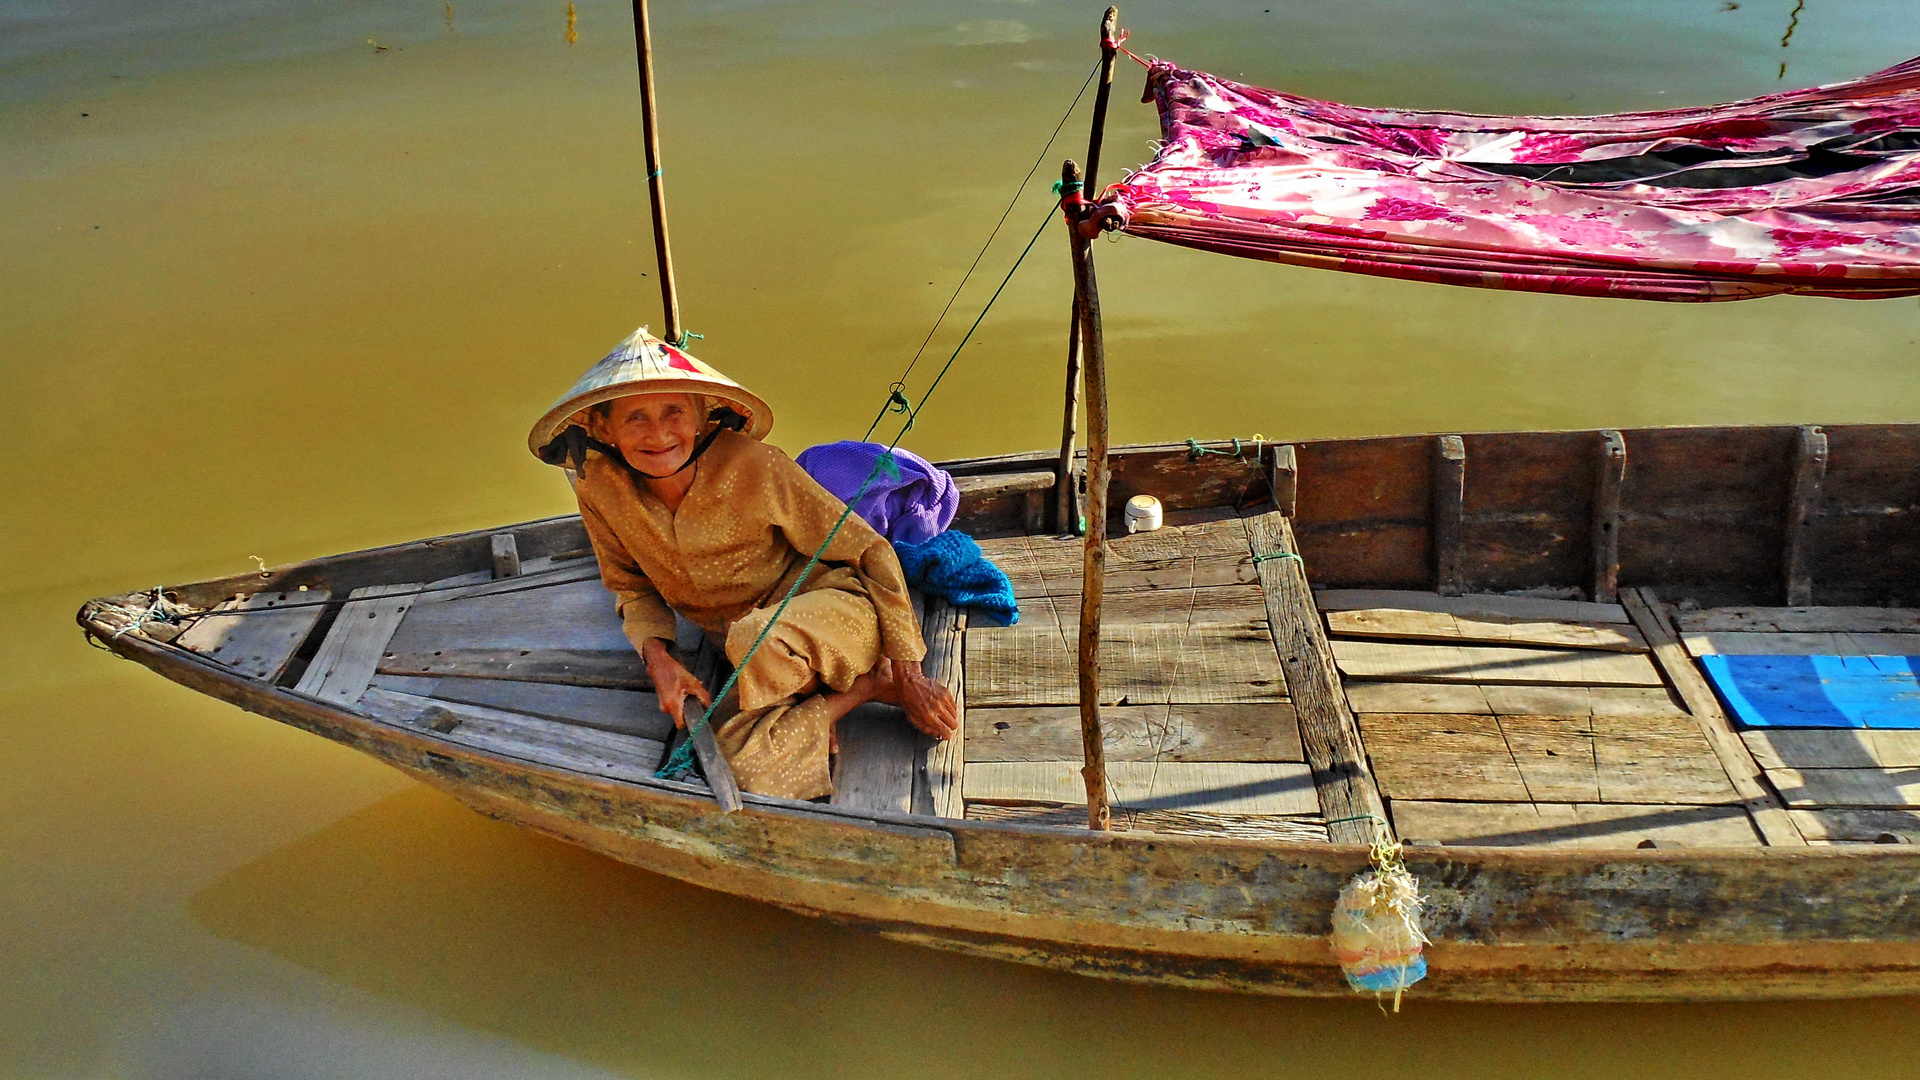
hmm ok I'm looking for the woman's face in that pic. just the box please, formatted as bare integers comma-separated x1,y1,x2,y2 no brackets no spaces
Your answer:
599,393,703,476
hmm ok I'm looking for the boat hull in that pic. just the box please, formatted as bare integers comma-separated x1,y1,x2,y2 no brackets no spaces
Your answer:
101,627,1920,1003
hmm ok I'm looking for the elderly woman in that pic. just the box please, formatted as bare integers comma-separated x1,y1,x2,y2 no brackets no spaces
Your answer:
530,328,956,801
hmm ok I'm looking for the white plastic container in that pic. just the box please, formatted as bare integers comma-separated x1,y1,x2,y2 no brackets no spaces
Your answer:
1124,494,1164,534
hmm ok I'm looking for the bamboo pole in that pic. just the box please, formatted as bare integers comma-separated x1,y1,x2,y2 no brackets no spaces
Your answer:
631,0,681,344
1063,159,1112,832
1054,8,1122,535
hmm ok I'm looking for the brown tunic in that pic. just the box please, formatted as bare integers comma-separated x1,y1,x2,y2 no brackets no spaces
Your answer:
574,430,925,798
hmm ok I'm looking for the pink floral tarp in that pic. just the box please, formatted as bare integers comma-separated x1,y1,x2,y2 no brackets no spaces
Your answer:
1106,58,1920,300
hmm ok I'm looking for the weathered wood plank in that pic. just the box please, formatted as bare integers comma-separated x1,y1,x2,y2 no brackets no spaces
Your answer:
951,469,1056,498
1269,443,1298,517
357,687,665,781
965,586,1284,706
983,518,1257,599
831,703,918,814
1357,713,1531,802
1389,800,1763,848
1314,590,1630,624
1331,639,1663,686
379,647,648,689
293,584,420,706
420,675,672,740
385,576,630,656
1433,435,1467,597
489,532,522,579
1325,609,1648,652
1682,631,1920,657
1784,426,1829,606
1788,807,1920,842
1679,607,1920,634
1485,685,1688,718
1621,587,1806,846
176,588,333,681
967,703,1302,762
1494,715,1738,805
1592,429,1626,602
420,560,601,603
963,761,1320,815
1742,728,1920,770
1769,768,1920,808
965,803,1328,842
916,598,967,819
1246,509,1388,843
1344,681,1686,718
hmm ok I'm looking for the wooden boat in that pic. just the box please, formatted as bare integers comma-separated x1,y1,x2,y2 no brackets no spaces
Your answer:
79,424,1920,1002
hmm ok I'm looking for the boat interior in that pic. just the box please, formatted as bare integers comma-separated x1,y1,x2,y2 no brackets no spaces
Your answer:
102,425,1920,849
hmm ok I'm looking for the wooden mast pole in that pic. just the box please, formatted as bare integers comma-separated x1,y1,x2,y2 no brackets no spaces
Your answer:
631,0,682,344
1063,159,1112,831
1055,7,1122,534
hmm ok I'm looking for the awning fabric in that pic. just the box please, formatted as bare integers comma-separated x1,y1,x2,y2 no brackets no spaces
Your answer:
1107,58,1920,301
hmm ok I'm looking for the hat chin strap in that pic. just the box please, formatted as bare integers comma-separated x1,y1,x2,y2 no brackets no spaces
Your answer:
537,407,748,481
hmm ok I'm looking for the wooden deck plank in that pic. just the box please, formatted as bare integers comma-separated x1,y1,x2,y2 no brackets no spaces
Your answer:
1678,607,1920,635
831,704,918,814
1343,682,1687,717
1356,714,1530,802
415,675,672,741
1390,801,1763,848
358,687,665,781
416,560,601,603
915,598,967,819
1314,589,1630,624
1622,587,1806,846
385,576,631,656
1330,639,1664,686
1246,509,1387,843
1768,768,1920,808
1742,729,1920,770
965,585,1284,706
1362,712,1740,806
378,646,648,689
966,703,1302,762
1325,609,1648,652
965,803,1329,842
1680,631,1920,656
1788,807,1920,842
175,587,332,681
963,761,1320,815
293,584,420,706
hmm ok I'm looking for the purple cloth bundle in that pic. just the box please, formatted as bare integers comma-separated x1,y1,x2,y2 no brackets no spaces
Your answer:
796,441,958,545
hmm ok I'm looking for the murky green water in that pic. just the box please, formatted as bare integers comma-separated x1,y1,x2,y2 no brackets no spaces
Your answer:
7,2,1920,1076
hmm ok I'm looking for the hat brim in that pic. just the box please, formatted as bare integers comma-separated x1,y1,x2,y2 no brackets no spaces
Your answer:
527,378,773,459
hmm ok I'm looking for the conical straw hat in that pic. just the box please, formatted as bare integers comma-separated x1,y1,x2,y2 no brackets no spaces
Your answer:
527,326,773,460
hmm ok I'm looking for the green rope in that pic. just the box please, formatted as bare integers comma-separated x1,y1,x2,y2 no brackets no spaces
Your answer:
1251,551,1302,566
656,450,901,780
1051,178,1083,196
672,330,704,348
1187,437,1255,460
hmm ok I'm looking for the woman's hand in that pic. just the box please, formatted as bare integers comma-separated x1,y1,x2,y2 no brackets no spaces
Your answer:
893,659,958,741
640,637,713,729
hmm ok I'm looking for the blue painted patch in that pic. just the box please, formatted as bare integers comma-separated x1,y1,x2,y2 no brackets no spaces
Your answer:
1345,956,1427,993
1701,654,1920,729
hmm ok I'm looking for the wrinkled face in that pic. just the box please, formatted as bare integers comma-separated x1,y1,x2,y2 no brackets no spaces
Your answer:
598,393,703,476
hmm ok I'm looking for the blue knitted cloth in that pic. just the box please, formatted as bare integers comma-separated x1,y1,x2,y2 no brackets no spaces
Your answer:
892,530,1019,626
